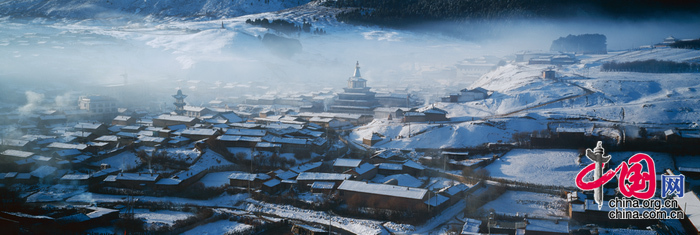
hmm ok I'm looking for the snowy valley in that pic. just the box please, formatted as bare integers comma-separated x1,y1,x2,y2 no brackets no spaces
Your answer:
2,1,700,235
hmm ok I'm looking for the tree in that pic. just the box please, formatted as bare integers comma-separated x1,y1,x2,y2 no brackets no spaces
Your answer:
639,127,648,139
462,167,473,178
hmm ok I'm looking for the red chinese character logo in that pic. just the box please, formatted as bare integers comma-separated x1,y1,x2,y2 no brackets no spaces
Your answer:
576,153,655,200
617,153,655,199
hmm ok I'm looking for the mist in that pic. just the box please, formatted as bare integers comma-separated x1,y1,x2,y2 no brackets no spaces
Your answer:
2,14,700,113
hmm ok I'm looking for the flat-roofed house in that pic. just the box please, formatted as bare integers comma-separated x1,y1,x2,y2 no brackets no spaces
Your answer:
112,116,136,126
296,172,352,190
114,172,160,189
343,162,377,181
337,180,429,212
152,114,199,128
332,158,363,173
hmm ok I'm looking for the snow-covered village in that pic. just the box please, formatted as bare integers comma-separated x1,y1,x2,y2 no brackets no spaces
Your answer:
2,1,700,235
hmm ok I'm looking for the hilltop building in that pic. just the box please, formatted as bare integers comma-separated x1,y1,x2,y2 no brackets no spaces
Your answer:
329,62,380,115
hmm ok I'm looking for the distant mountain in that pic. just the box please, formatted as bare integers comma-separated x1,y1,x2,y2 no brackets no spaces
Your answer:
329,0,700,27
0,0,312,20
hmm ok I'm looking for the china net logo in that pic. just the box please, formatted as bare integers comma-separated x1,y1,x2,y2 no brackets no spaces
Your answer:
574,141,686,219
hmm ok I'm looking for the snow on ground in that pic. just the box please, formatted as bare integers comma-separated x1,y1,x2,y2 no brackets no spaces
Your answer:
182,219,253,235
297,192,328,204
353,47,700,149
96,151,142,171
412,199,467,234
0,0,312,20
383,221,416,234
470,63,587,115
244,199,388,235
67,192,249,208
485,149,585,188
162,147,200,164
352,118,545,149
590,48,700,63
481,190,566,219
25,184,87,203
198,171,237,187
131,209,194,226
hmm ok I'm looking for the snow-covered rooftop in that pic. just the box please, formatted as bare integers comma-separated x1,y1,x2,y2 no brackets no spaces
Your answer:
354,163,376,175
225,128,266,137
263,179,281,187
74,122,104,130
333,158,362,168
228,172,257,181
155,114,196,122
95,135,118,142
1,149,34,158
378,163,403,171
296,172,351,181
276,170,298,180
61,174,90,180
30,165,57,178
403,160,425,170
311,181,335,189
113,116,132,121
676,191,700,232
337,180,428,200
116,173,159,182
440,183,470,196
461,218,482,234
47,142,88,150
424,194,449,207
181,128,217,136
374,174,423,188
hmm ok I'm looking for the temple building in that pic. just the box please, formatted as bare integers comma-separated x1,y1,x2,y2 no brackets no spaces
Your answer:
173,89,187,115
329,62,380,115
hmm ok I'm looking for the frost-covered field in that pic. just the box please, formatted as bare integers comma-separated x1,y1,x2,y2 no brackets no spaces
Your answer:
485,149,674,188
245,199,389,235
198,171,236,187
67,192,249,208
182,220,253,235
131,209,194,226
95,151,142,171
351,118,546,149
481,191,567,219
485,149,584,188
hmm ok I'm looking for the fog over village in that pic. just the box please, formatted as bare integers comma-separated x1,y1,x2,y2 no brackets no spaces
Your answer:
2,1,700,234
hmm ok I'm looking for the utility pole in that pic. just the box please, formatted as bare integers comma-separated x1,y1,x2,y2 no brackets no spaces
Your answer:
408,122,411,138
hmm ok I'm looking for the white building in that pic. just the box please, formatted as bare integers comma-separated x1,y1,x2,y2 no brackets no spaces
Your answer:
78,95,117,114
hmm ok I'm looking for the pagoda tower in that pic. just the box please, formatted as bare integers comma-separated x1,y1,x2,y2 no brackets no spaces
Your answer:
173,89,187,115
329,61,379,114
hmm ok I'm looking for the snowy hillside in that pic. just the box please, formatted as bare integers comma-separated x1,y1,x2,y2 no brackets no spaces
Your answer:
353,47,700,149
0,0,312,19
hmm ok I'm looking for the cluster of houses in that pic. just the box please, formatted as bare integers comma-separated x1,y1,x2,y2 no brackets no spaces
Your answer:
227,155,479,214
0,103,337,190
